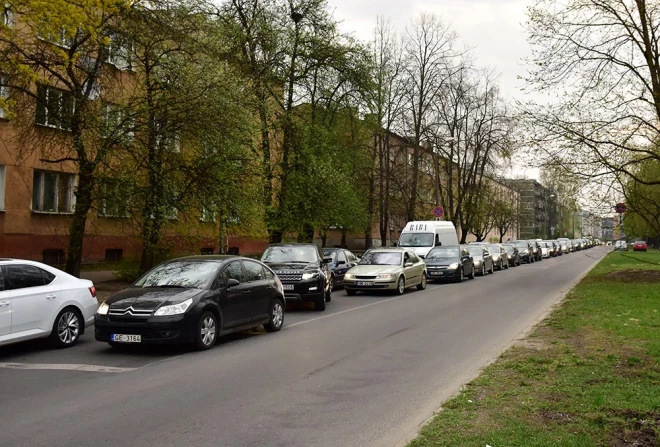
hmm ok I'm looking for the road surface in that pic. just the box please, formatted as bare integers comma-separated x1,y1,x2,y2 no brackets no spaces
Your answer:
0,247,607,447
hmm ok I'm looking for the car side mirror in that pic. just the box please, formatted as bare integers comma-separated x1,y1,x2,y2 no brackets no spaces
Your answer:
337,260,345,265
435,241,442,247
405,261,413,267
323,256,333,264
226,278,240,289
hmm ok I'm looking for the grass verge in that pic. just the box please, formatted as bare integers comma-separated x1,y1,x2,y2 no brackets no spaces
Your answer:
409,250,660,447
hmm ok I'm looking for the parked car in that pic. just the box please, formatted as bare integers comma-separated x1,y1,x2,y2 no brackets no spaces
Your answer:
322,248,360,289
557,238,571,254
614,240,628,251
487,244,508,270
527,240,543,262
0,259,98,348
550,240,563,256
502,244,521,267
260,244,332,311
95,256,285,350
344,248,427,295
538,241,552,259
513,241,534,263
464,244,494,276
633,241,648,252
424,246,475,282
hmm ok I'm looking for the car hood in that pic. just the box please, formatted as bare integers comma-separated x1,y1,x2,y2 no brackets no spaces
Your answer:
347,265,402,275
105,288,203,310
425,257,459,266
265,262,319,274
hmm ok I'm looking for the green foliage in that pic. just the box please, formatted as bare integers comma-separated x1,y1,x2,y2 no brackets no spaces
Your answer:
624,158,660,240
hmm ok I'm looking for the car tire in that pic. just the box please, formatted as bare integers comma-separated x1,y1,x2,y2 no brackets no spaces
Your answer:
455,268,464,283
49,307,82,348
346,289,357,296
479,264,486,276
468,265,475,279
314,298,326,311
193,311,217,351
264,300,284,332
417,273,428,290
396,276,406,295
489,263,494,274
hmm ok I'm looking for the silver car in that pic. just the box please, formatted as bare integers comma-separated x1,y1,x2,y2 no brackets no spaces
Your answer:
344,248,427,295
464,244,494,276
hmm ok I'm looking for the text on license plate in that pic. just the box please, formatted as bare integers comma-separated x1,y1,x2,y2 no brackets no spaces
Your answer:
430,271,444,276
111,334,141,343
282,284,295,291
356,281,374,286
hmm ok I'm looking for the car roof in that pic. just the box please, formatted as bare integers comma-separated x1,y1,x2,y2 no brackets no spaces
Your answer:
322,248,341,252
266,243,318,247
169,255,240,262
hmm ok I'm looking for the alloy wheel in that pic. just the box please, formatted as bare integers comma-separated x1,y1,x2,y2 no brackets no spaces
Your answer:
200,316,216,347
271,302,284,329
57,311,80,345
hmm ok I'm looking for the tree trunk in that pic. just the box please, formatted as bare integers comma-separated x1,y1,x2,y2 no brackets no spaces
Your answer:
321,232,327,248
460,227,469,244
341,228,347,248
65,167,94,278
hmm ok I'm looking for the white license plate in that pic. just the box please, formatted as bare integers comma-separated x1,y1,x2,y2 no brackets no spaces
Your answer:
111,334,141,343
430,271,443,276
283,284,295,291
356,281,374,286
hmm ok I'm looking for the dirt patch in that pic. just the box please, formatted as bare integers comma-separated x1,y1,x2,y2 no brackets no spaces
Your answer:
95,280,132,302
514,339,553,351
537,410,574,422
605,270,660,284
608,410,660,447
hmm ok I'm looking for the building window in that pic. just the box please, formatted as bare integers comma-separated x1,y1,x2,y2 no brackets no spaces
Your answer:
32,170,76,213
2,3,13,28
102,103,134,141
39,27,75,48
200,207,216,223
0,74,9,119
0,164,5,211
42,249,65,265
106,34,133,71
98,178,129,217
200,248,214,255
36,85,74,130
104,248,123,262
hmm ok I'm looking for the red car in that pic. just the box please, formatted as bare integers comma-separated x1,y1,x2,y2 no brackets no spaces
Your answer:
633,241,648,252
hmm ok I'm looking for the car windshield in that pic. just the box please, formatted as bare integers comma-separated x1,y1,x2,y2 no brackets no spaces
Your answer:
503,245,515,253
514,242,528,248
426,247,460,259
261,246,318,264
636,241,646,244
359,252,402,265
398,233,434,247
487,245,501,254
466,246,483,258
538,242,547,247
322,250,337,262
135,261,220,289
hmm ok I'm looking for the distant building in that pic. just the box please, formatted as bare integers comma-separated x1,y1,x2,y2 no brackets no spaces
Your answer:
502,179,554,239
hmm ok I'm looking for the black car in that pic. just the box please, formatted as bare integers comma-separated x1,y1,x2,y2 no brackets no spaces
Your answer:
261,243,332,311
464,244,494,276
425,246,475,282
513,241,534,263
322,248,360,288
527,240,543,262
95,256,285,350
502,243,521,267
486,244,508,271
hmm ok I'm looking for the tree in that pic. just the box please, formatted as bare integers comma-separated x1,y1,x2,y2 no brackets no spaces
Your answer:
523,0,660,195
622,157,660,242
0,0,135,276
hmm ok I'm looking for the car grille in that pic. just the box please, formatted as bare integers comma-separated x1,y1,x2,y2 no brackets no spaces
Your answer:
427,265,448,269
108,315,149,323
355,275,377,279
109,307,153,318
277,274,302,281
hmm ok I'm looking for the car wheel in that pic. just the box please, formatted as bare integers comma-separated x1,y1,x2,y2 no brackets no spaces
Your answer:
468,265,475,279
479,265,486,276
417,272,428,290
489,263,494,274
396,276,406,295
194,311,217,351
264,300,284,332
314,297,326,311
455,268,464,283
346,289,357,296
49,308,82,348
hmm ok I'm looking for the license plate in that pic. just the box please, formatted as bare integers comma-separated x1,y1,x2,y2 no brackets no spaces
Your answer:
111,334,141,343
283,284,294,291
356,281,374,286
430,271,443,276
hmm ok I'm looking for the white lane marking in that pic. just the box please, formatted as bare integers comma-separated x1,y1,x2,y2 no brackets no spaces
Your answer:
286,284,448,329
0,362,137,373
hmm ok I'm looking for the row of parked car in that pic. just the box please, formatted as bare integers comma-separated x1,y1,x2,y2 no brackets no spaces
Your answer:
0,229,601,352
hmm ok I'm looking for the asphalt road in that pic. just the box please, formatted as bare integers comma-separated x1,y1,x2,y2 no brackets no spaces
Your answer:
0,247,608,447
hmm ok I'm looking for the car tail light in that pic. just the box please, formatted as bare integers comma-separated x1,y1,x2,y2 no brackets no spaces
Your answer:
89,286,97,298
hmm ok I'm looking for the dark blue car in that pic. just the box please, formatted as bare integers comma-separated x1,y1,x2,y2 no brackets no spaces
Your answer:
322,248,360,289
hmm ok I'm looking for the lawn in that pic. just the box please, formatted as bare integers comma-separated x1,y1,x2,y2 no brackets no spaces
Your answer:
409,250,660,447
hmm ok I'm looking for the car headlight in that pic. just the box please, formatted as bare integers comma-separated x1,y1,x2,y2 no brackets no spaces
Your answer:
302,272,319,280
448,262,459,269
97,302,109,315
345,273,355,280
474,260,482,265
376,273,394,279
493,256,500,261
523,249,529,254
154,298,193,316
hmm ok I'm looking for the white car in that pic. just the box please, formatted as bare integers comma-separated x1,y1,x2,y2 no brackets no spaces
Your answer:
0,259,98,348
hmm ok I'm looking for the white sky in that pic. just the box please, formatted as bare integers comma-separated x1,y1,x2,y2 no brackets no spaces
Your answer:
328,0,541,179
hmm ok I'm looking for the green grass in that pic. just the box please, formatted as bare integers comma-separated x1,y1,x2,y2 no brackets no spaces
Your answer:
409,250,660,447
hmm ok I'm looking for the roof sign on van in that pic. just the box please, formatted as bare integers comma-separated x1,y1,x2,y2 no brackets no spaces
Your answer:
407,223,429,232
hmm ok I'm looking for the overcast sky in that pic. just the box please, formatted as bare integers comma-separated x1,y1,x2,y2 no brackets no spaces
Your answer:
329,0,541,179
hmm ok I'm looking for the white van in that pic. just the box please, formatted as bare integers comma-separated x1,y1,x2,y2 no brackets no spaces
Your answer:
398,221,459,258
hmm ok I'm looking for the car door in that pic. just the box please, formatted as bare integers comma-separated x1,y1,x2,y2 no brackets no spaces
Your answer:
335,251,349,285
403,252,421,284
6,264,61,337
242,260,271,321
482,248,492,271
0,267,11,342
215,261,252,329
460,248,471,273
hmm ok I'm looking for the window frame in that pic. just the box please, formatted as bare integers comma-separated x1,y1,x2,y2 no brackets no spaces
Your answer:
32,170,76,214
36,85,75,130
215,261,246,289
106,33,134,71
242,260,265,282
2,3,13,28
4,264,50,290
0,73,9,119
98,178,129,218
